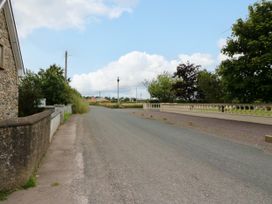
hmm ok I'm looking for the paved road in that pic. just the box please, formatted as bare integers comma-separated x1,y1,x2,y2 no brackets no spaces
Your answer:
75,106,272,204
160,109,272,125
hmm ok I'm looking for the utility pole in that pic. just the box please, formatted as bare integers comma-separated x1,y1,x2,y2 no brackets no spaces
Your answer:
117,77,120,105
136,87,138,103
64,51,68,80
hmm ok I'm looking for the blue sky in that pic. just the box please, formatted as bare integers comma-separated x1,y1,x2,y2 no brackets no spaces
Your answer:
13,0,256,97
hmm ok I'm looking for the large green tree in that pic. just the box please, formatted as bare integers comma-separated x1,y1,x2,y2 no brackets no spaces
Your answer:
197,70,223,103
218,0,272,103
146,72,175,102
172,62,200,101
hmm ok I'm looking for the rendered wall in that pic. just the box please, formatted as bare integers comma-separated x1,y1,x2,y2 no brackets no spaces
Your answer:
0,110,53,191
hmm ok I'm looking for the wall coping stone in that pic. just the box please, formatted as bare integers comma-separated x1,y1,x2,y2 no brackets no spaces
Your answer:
51,110,61,119
0,110,54,128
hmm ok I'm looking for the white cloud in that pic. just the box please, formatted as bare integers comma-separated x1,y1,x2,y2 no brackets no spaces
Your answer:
70,51,217,97
217,38,229,62
13,0,137,37
71,51,176,97
217,38,227,50
177,53,215,70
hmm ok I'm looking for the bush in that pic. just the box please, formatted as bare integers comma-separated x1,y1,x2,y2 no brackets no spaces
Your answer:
72,97,89,114
69,89,89,114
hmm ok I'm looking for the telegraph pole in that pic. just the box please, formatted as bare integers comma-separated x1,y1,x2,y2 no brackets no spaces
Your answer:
64,51,68,80
117,77,120,105
136,87,138,103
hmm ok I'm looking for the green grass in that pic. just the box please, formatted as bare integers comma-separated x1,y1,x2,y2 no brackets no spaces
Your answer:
0,175,37,201
22,176,36,189
0,190,13,201
72,96,89,114
64,112,72,122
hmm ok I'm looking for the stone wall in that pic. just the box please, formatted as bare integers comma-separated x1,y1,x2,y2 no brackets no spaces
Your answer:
0,110,53,191
0,9,18,120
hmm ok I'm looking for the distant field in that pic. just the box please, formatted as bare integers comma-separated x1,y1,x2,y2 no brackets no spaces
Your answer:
89,102,143,109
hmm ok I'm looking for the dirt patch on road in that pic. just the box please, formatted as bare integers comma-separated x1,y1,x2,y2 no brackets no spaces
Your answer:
132,110,272,154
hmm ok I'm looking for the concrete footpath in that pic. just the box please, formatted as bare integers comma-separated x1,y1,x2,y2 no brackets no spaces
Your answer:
2,116,85,204
160,110,272,125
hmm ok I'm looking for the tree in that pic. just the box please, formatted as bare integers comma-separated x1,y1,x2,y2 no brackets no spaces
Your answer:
218,0,272,103
172,62,200,101
146,72,175,102
19,64,88,116
19,71,43,116
123,97,130,102
197,70,223,103
38,64,71,105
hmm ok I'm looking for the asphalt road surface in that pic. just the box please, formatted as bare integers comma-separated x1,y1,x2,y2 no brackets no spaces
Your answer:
74,106,272,204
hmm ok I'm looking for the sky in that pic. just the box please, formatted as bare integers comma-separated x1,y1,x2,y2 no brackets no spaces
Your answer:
13,0,257,98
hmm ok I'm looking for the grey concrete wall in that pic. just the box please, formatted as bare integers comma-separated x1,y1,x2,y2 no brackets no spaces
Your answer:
51,104,72,123
0,9,18,120
0,110,53,191
50,110,61,142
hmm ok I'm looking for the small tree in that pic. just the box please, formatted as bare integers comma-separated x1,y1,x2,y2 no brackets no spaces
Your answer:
172,62,200,102
146,72,175,102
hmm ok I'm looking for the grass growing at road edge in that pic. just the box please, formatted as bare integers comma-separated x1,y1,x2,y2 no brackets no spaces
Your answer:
0,190,13,201
0,175,37,201
64,112,72,122
22,175,37,189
